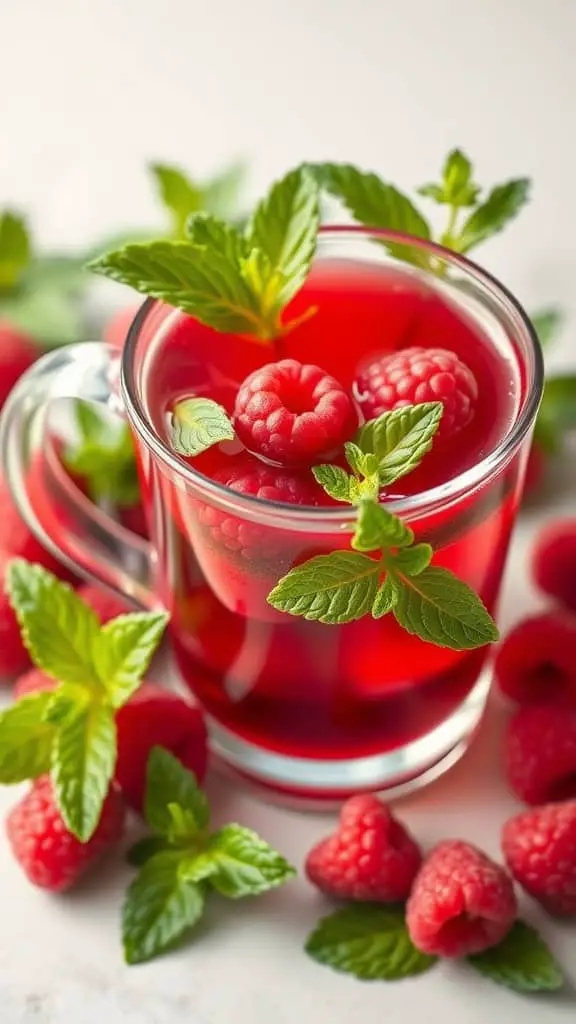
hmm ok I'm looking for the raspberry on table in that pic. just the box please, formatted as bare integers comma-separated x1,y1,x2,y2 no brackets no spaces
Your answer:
502,800,576,916
233,358,358,466
355,346,478,439
6,776,125,892
406,840,517,958
305,793,422,902
532,519,576,612
115,682,207,812
494,612,576,706
504,705,576,804
196,454,322,561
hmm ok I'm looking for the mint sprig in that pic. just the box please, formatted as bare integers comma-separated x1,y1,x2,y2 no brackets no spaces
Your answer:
170,397,234,458
0,211,31,290
87,167,319,342
305,904,437,981
122,747,295,964
0,560,168,841
268,403,499,651
64,402,141,508
467,921,564,994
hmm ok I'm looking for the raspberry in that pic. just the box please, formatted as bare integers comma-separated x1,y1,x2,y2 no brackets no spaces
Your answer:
532,519,576,612
355,346,478,439
233,359,357,465
115,683,207,812
196,454,321,561
305,794,422,902
494,612,576,706
0,549,30,679
502,801,576,915
6,776,125,891
505,705,576,804
406,840,517,957
77,583,132,623
0,321,38,408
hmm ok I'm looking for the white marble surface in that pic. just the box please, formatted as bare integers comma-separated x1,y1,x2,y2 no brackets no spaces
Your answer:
2,0,576,1020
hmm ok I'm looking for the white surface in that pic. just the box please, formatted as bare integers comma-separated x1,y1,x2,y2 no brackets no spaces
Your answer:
2,0,576,1021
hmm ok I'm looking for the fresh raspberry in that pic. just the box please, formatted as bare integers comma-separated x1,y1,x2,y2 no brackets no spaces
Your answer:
196,454,322,561
233,359,357,466
532,519,576,612
406,840,517,957
0,321,38,408
505,705,576,804
305,794,422,902
494,612,576,706
502,801,576,915
0,549,30,679
77,583,133,623
6,776,125,892
355,346,478,439
115,683,207,812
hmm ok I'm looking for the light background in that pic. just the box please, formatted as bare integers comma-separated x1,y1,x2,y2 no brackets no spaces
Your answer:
1,2,576,1022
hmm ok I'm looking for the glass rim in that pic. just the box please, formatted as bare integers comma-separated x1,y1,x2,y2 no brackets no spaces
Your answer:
121,225,544,528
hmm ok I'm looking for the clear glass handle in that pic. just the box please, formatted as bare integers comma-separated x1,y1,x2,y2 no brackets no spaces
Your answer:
0,342,159,608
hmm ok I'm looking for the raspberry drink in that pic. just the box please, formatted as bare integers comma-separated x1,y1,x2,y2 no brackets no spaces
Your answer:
133,249,526,796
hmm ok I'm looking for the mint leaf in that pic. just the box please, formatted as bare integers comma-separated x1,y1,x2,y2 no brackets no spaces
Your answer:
122,852,205,965
198,823,296,898
0,693,55,783
51,698,117,841
312,464,355,502
65,403,140,507
531,307,564,350
390,565,499,650
268,551,380,624
387,543,433,576
372,576,398,619
457,179,530,253
127,836,170,868
305,904,437,981
310,163,431,265
88,241,263,336
145,747,209,839
150,163,204,238
6,560,102,690
170,397,235,457
352,501,413,552
94,612,169,709
247,166,319,310
419,149,480,209
468,921,564,993
186,213,247,262
0,211,31,289
355,403,443,486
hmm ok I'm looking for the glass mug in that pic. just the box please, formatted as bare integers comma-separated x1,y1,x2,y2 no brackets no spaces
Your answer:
0,229,542,806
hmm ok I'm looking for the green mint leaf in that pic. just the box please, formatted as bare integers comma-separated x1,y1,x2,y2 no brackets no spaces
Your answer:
52,698,117,841
185,213,247,262
312,464,355,503
305,904,437,981
390,565,499,651
355,403,443,486
247,166,319,311
150,163,204,238
87,241,264,337
127,836,170,868
198,823,296,898
145,746,209,839
122,852,205,965
170,397,235,458
386,543,433,576
177,851,220,885
94,612,169,709
0,283,83,347
419,150,480,209
65,403,141,507
534,374,576,454
45,682,88,725
309,163,431,266
6,560,102,690
344,442,379,481
268,551,380,625
457,179,530,254
417,184,445,203
468,921,564,994
531,307,564,350
0,693,55,783
0,211,31,289
352,500,413,552
372,576,398,619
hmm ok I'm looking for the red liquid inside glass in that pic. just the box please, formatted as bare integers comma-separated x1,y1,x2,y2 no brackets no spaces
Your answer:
141,260,522,766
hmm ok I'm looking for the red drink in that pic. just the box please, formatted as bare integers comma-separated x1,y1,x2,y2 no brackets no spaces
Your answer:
132,249,527,798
